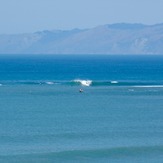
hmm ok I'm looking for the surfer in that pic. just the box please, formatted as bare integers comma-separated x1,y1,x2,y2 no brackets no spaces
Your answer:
79,88,83,93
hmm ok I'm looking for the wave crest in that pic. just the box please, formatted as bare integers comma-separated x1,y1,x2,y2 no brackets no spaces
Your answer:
111,81,118,84
45,81,55,85
74,80,92,86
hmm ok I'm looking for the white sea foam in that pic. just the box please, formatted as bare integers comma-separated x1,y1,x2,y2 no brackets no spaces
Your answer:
133,85,163,88
74,79,92,86
45,81,55,85
111,81,118,84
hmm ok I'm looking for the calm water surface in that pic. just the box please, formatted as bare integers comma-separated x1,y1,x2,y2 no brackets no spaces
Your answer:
0,55,163,163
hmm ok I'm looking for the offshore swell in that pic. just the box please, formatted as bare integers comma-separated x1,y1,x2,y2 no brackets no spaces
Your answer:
0,55,163,162
0,79,163,87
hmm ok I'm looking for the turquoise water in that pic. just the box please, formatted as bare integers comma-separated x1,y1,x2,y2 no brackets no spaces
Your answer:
0,55,163,162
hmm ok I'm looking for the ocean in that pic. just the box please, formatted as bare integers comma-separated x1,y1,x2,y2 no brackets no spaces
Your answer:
0,55,163,163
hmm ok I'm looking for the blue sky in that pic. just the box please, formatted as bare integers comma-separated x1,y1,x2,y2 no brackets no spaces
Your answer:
0,0,163,34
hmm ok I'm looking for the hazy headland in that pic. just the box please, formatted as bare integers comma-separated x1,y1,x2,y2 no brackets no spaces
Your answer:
0,23,163,55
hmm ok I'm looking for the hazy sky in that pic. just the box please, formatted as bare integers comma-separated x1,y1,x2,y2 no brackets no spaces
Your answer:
0,0,163,34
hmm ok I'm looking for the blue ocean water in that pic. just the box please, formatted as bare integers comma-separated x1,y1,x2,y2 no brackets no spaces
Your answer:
0,55,163,163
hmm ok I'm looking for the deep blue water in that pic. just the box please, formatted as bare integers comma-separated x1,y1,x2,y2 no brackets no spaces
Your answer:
0,54,163,81
0,55,163,163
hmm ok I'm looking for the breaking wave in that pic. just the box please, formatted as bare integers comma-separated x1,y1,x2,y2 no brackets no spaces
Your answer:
71,80,119,86
110,81,118,84
73,79,92,86
0,80,163,88
133,85,163,88
45,81,55,85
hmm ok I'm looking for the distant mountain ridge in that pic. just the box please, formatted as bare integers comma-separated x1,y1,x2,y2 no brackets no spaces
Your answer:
0,23,163,54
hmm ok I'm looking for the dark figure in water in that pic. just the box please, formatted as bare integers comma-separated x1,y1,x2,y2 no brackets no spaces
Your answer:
79,89,83,93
